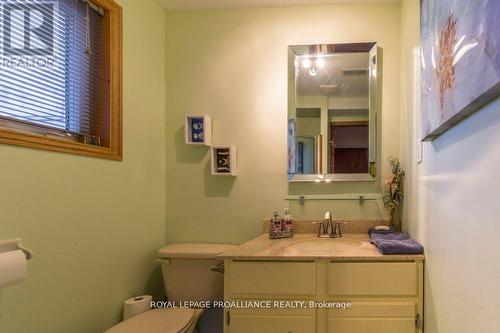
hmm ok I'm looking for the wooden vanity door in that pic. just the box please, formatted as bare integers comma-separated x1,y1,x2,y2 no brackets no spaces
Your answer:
326,262,421,333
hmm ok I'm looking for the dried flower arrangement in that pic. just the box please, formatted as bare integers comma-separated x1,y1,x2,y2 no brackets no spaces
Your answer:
383,157,405,230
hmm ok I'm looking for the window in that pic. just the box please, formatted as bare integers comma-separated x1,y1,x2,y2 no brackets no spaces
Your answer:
0,0,122,160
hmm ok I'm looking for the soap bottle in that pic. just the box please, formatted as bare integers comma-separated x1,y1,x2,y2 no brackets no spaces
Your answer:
282,208,293,233
270,211,282,238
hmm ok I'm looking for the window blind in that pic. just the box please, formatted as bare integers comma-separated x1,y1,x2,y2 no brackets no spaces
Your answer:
0,0,108,140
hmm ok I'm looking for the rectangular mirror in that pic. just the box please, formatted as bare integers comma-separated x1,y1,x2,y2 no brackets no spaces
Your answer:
288,43,379,182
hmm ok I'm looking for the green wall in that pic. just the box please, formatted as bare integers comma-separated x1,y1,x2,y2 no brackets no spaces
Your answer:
0,0,167,332
165,4,402,245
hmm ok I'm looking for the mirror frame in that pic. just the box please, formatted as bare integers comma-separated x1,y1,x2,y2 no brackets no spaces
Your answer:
287,42,380,183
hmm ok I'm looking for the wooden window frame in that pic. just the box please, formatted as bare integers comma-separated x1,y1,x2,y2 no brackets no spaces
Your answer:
0,0,123,160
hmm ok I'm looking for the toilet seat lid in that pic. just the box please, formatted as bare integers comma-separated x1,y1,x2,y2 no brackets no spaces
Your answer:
105,308,197,333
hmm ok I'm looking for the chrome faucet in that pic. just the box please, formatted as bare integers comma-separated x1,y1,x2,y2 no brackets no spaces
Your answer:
315,211,344,238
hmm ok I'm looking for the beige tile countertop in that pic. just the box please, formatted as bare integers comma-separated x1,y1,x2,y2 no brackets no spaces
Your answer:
217,233,424,262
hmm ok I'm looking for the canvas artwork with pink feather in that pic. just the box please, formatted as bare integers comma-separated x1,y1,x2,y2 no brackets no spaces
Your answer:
420,0,500,141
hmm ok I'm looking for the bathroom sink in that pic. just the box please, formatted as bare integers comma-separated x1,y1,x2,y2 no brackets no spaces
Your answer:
287,238,363,255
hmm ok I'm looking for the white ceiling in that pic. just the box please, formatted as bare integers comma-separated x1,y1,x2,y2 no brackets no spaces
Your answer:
158,0,400,11
296,53,369,97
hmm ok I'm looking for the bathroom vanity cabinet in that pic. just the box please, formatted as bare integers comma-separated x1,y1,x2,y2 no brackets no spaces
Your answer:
218,235,424,333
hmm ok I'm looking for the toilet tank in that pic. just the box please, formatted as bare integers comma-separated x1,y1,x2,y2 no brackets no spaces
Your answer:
157,243,237,302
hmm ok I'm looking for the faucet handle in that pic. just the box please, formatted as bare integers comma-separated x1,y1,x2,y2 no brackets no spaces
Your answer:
312,221,326,236
333,220,347,237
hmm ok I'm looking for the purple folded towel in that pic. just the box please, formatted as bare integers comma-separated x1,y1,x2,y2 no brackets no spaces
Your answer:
370,232,424,255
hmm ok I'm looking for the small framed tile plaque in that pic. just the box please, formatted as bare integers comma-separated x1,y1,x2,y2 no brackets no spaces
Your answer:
210,146,237,176
184,115,212,145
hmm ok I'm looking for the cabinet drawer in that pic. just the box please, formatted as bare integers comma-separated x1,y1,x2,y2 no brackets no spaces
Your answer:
327,318,415,333
327,262,417,296
229,308,315,333
229,261,316,295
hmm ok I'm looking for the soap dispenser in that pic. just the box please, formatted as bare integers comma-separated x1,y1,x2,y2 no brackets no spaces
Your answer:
269,211,282,239
283,208,293,233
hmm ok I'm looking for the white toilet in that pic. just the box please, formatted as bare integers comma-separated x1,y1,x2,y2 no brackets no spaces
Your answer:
105,243,237,333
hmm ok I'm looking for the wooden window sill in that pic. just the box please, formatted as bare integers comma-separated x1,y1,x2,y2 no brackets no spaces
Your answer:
0,128,122,160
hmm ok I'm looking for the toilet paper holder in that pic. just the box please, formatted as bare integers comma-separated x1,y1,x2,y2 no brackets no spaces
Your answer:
0,238,34,260
17,244,34,260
